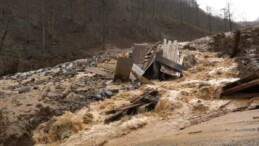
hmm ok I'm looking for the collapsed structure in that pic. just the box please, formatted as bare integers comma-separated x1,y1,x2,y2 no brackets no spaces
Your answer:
0,26,259,146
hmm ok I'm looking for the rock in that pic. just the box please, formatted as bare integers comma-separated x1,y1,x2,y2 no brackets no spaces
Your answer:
47,92,60,98
36,104,43,108
56,123,73,141
183,54,196,68
33,86,39,90
18,86,30,94
93,94,103,100
104,89,113,97
0,91,5,98
110,89,119,94
44,118,57,133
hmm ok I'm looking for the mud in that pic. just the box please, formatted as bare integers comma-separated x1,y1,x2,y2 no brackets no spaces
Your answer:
33,45,244,146
0,49,131,146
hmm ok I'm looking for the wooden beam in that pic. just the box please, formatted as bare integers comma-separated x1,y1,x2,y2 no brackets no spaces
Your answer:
222,79,259,95
156,55,187,72
221,93,259,99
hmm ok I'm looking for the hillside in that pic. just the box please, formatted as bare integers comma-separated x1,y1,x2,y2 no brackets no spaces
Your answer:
0,0,237,76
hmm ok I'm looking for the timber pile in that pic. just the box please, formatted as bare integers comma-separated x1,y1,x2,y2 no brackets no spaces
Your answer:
105,90,160,123
221,73,259,99
113,39,187,83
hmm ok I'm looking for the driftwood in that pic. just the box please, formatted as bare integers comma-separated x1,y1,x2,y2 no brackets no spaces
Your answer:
221,73,259,99
105,90,159,124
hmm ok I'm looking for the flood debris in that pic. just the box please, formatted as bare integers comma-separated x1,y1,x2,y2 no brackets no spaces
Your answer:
85,67,113,79
2,26,259,146
113,58,133,82
132,43,148,66
110,38,188,83
230,30,241,58
221,73,259,99
105,90,160,124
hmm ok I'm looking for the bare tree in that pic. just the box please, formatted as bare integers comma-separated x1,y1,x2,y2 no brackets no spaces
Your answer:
0,23,8,51
226,1,233,31
206,6,212,34
179,0,184,23
194,1,200,27
0,0,14,51
152,0,155,18
221,8,228,31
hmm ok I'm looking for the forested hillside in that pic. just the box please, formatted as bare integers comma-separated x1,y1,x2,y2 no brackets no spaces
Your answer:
0,0,238,76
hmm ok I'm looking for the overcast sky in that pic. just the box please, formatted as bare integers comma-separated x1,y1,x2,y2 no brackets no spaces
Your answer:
196,0,259,22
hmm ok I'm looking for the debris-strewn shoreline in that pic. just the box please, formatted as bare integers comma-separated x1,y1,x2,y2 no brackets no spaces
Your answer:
1,26,259,146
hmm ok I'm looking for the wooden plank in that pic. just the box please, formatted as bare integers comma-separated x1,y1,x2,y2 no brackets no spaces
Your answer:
222,79,259,95
132,70,154,85
85,67,113,78
130,90,158,104
223,73,259,90
132,64,145,76
143,55,156,71
156,54,187,72
146,41,161,55
160,40,183,76
113,58,133,82
98,64,116,73
105,103,143,114
104,111,124,124
105,90,159,123
221,93,259,99
132,43,147,65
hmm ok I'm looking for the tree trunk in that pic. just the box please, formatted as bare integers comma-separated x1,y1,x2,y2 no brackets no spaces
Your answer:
101,0,106,49
41,0,45,50
0,23,9,51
